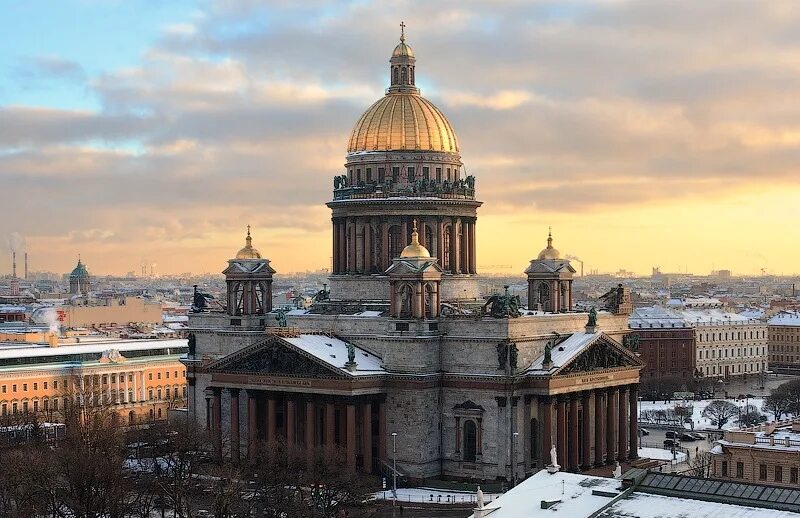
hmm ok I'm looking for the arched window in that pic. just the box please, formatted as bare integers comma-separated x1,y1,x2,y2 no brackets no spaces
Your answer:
424,283,436,318
399,284,413,318
410,66,414,84
538,283,550,311
463,420,477,462
393,67,399,84
128,410,135,424
400,67,408,84
388,225,403,261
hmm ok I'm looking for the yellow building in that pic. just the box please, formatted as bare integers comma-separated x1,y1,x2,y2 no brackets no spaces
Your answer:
0,338,187,425
33,296,163,329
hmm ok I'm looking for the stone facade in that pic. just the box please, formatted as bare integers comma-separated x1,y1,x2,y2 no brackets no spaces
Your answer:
712,421,800,488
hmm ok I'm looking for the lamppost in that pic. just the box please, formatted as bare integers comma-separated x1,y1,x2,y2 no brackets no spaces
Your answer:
392,432,398,505
512,431,519,487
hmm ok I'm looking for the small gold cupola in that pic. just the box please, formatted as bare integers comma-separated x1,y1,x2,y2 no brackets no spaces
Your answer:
400,220,431,258
235,225,262,260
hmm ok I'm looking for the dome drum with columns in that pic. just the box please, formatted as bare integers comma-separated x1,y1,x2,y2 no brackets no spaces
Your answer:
328,28,481,301
223,227,275,317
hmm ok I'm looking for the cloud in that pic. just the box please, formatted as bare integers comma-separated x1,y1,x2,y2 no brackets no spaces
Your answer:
3,0,800,274
14,55,87,85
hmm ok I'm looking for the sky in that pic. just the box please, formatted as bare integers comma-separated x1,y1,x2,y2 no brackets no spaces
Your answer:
2,0,799,277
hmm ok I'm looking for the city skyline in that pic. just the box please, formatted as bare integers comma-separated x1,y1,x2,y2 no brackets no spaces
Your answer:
3,1,800,276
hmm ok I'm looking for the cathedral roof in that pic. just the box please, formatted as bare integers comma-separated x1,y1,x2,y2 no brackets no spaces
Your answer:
347,93,459,154
347,28,459,154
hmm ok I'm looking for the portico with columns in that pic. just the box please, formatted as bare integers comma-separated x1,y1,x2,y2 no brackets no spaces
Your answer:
198,332,387,472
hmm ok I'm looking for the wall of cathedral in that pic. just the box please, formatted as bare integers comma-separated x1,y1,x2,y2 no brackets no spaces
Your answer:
385,386,442,479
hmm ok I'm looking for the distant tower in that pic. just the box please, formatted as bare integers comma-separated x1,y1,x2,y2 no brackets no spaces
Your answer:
12,251,16,278
24,252,28,279
223,227,275,316
69,256,91,295
386,220,442,318
525,229,575,312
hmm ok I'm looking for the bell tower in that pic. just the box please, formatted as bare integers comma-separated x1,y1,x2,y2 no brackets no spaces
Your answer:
525,229,575,312
223,227,275,316
386,220,442,318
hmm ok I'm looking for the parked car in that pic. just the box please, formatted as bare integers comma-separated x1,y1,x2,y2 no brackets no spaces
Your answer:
688,432,705,440
639,428,650,436
679,432,697,441
665,431,681,439
663,439,680,448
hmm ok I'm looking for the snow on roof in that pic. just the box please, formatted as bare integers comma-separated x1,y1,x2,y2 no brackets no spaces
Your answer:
283,335,384,376
0,338,187,360
599,491,798,518
630,305,763,328
468,470,622,518
768,311,800,327
527,332,599,374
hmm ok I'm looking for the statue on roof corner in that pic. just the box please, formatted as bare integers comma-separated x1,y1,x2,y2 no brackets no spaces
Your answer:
483,286,522,319
346,343,356,364
587,307,598,327
275,309,287,327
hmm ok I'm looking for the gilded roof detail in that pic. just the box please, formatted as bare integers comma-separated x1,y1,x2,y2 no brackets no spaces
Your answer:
347,93,459,154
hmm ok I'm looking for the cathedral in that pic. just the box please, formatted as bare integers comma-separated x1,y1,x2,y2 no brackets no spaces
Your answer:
185,30,642,484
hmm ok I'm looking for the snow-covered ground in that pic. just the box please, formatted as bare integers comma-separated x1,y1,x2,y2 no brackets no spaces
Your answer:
639,397,765,431
638,446,687,464
373,487,502,504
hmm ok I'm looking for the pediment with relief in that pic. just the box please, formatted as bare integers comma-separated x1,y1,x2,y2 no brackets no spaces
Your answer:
559,338,642,375
209,337,345,378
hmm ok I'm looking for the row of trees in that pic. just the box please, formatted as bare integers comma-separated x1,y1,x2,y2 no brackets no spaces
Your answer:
0,402,375,517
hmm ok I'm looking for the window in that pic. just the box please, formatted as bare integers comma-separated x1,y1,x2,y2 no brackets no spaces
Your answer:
53,399,59,410
157,388,162,400
356,168,361,183
33,383,37,390
776,466,783,482
44,399,49,411
33,400,38,412
166,371,170,379
463,420,478,462
422,166,429,180
54,381,58,390
43,382,48,390
157,373,161,380
1,385,5,393
436,167,442,182
791,467,798,483
1,404,5,416
12,403,17,414
102,375,108,385
148,389,154,400
722,461,728,477
759,464,767,480
22,384,27,391
128,374,133,382
22,402,28,413
174,371,178,378
378,167,385,183
148,373,153,381
366,168,372,182
392,167,400,182
166,388,171,399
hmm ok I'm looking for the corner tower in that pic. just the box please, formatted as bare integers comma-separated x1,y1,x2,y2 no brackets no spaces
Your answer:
328,26,482,302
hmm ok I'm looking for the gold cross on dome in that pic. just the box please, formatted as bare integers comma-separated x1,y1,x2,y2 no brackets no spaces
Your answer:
400,21,406,42
247,224,251,236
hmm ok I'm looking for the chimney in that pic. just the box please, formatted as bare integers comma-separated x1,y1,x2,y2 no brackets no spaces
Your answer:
12,251,16,278
24,252,28,279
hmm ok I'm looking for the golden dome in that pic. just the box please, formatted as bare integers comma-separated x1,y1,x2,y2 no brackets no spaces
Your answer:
235,226,262,260
348,94,459,153
392,41,414,58
400,220,431,258
537,228,560,260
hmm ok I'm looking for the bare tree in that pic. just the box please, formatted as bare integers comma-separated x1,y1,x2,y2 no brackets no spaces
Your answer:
762,389,791,421
701,400,739,429
686,451,712,478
